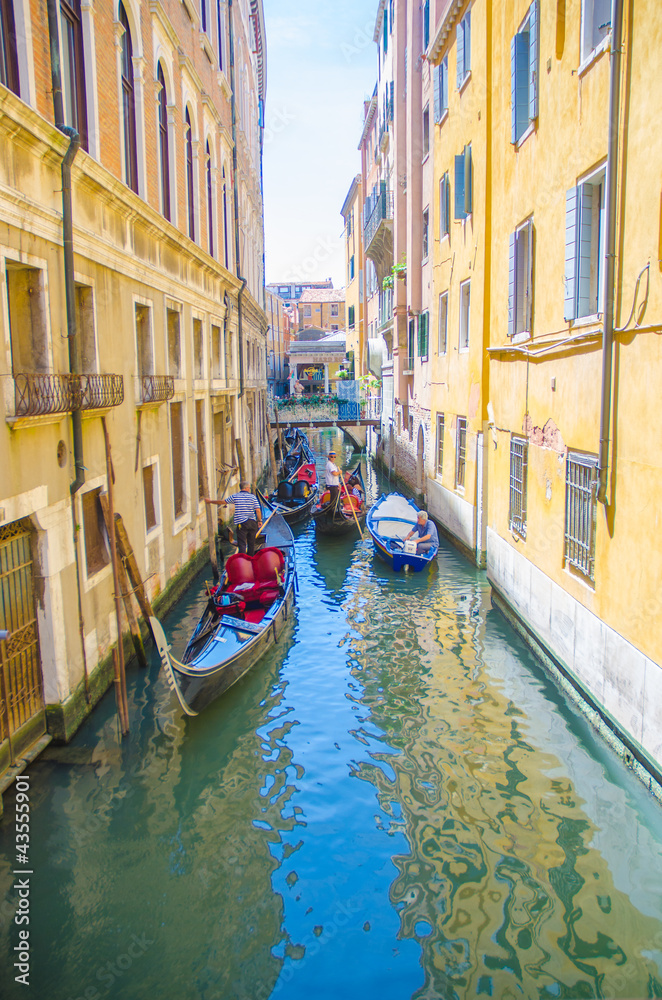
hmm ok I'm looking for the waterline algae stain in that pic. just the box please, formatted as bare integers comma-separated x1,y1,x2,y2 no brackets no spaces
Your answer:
0,457,660,999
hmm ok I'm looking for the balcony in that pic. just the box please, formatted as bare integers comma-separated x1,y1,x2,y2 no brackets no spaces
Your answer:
139,375,175,405
363,190,394,276
12,373,124,418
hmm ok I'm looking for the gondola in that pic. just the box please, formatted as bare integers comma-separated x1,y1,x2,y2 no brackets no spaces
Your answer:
257,460,319,525
366,493,439,572
281,428,314,478
151,504,296,716
312,463,366,537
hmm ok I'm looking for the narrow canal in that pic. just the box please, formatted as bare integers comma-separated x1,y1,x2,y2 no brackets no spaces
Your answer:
1,437,661,1000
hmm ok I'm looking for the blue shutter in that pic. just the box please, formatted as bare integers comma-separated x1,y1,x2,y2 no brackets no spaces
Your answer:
464,11,471,75
577,184,593,317
434,64,441,122
512,31,530,143
441,58,448,113
446,173,451,232
464,144,472,215
454,154,465,219
508,232,516,337
424,0,430,49
456,18,464,88
383,8,388,54
511,36,517,143
526,220,534,332
564,186,578,321
529,0,539,122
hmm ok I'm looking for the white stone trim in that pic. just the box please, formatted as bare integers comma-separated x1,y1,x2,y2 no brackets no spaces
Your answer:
487,527,662,771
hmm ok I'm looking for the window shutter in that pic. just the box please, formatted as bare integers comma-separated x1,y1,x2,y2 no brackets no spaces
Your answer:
508,231,516,337
526,220,534,332
512,32,530,143
577,184,593,317
456,19,464,88
383,8,388,53
439,177,444,238
564,186,578,321
464,11,471,75
434,64,441,122
528,0,539,122
511,36,517,144
441,58,448,114
464,144,472,215
454,154,465,220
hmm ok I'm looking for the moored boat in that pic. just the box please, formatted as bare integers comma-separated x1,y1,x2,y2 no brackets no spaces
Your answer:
151,506,296,716
258,460,319,525
312,463,366,537
366,493,439,571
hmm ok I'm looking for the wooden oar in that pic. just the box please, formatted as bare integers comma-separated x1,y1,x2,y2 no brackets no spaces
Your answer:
340,469,364,539
257,505,280,537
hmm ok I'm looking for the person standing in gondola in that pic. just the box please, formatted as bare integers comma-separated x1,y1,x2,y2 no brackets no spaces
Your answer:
326,450,341,504
224,481,263,556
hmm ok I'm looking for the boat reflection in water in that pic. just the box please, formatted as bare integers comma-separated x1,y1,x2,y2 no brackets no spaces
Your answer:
0,574,305,1000
344,547,662,999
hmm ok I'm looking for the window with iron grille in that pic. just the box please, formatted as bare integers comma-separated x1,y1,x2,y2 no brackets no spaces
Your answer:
509,437,528,537
564,451,598,581
436,414,444,477
456,417,467,489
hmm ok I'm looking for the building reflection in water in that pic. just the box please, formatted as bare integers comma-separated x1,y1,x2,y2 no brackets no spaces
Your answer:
344,548,662,1000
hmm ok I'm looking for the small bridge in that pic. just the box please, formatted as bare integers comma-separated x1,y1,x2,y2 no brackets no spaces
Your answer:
270,399,381,450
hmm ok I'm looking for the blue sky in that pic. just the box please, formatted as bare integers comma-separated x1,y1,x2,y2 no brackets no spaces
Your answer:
262,0,379,289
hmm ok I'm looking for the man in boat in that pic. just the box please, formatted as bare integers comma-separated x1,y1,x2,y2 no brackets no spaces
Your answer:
325,451,341,504
223,482,263,556
404,510,439,554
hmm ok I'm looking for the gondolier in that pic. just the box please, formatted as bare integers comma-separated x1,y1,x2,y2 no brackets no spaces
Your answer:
326,450,341,504
224,482,263,555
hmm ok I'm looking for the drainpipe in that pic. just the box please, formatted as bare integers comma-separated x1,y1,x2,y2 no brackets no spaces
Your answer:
47,0,89,700
597,0,624,506
228,0,245,398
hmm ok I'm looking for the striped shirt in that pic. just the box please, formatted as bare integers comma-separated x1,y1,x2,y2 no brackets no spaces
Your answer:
226,491,260,524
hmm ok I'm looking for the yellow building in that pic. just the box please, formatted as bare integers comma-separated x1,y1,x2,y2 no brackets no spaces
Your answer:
298,288,346,334
427,0,489,562
341,175,364,377
485,0,662,779
0,0,269,785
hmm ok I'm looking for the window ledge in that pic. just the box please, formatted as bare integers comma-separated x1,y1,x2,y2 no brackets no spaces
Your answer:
145,525,162,543
458,346,469,354
458,71,472,95
200,30,216,66
571,313,602,330
511,331,531,344
514,121,536,149
217,70,232,99
436,109,449,128
422,152,430,165
422,254,429,266
578,34,611,78
172,514,189,537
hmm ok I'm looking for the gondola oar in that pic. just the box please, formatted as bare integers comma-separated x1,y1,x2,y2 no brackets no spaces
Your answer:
340,469,364,539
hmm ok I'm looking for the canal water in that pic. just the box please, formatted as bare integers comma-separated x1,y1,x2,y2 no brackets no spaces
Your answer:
1,434,662,1000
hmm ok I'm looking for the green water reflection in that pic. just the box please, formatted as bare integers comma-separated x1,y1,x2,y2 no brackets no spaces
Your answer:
0,451,660,1000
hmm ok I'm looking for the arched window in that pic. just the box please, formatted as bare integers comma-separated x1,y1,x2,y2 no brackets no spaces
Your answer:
119,2,138,193
222,166,229,268
206,141,213,257
185,108,195,241
157,63,170,220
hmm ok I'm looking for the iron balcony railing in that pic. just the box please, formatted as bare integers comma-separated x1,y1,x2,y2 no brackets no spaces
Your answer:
363,190,394,250
140,374,175,404
13,373,125,417
78,373,124,409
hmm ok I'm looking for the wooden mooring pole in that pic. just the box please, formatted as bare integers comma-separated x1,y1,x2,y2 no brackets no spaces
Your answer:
101,418,130,736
